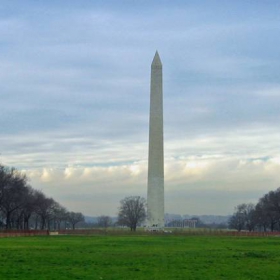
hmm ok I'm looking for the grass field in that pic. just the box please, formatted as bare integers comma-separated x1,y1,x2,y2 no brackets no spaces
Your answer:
0,234,280,280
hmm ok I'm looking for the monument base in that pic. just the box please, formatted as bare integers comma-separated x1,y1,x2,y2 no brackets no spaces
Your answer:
145,225,164,232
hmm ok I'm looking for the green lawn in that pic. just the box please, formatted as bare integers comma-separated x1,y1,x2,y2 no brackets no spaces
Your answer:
0,234,280,279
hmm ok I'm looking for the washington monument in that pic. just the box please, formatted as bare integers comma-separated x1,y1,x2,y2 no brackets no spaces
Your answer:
147,51,164,229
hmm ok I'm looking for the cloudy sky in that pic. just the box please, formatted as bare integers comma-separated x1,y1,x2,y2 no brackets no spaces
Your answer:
1,1,280,216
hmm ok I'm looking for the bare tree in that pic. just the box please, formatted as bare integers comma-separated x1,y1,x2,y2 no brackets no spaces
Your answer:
229,212,245,232
244,203,257,231
118,196,146,231
255,193,278,231
34,191,56,230
97,215,112,229
229,203,256,231
0,168,28,229
52,203,68,230
19,186,37,229
67,212,85,230
0,165,16,206
265,189,280,231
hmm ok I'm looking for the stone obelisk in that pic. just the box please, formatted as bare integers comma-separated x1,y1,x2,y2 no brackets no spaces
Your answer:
147,51,164,229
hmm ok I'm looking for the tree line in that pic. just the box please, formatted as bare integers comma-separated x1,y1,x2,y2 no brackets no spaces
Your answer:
229,187,280,232
0,164,84,230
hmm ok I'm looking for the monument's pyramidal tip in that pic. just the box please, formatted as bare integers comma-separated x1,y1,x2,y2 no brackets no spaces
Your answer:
152,51,162,67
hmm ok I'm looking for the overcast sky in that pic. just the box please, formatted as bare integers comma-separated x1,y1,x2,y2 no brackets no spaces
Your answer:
1,1,280,216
